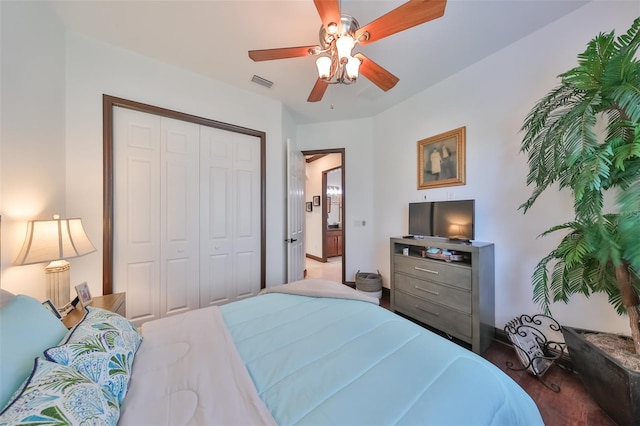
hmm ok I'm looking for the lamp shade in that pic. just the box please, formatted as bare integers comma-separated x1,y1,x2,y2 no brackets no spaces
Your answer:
15,217,96,266
336,35,354,62
345,56,360,80
316,56,332,80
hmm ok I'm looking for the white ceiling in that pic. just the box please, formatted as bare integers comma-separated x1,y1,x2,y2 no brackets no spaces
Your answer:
48,0,588,124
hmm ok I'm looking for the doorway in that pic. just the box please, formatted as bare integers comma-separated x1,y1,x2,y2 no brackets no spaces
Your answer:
302,149,345,284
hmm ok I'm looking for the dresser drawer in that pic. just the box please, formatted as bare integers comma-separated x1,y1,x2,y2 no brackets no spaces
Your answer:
393,255,471,290
394,273,471,314
394,291,472,340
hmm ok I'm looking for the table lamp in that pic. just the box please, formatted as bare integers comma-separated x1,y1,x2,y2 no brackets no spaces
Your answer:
14,214,96,308
448,223,464,239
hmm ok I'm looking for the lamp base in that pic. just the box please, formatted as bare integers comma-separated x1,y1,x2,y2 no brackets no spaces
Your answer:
45,260,70,308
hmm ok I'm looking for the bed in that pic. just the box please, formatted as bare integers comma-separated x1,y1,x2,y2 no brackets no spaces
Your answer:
0,280,543,425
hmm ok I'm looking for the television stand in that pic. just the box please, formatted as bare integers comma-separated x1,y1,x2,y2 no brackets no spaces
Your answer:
390,237,495,354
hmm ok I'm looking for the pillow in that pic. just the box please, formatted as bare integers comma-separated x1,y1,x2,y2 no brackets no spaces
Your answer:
64,306,140,344
45,306,142,404
0,295,68,409
0,357,120,425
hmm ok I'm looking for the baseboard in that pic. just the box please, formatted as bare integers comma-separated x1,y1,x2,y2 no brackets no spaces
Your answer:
305,253,323,262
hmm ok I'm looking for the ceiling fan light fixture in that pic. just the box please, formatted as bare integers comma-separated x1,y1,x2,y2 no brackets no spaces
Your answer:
345,56,360,80
335,35,354,63
248,0,447,102
316,56,333,80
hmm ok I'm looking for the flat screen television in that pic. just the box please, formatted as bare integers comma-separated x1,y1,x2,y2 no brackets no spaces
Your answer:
408,199,475,241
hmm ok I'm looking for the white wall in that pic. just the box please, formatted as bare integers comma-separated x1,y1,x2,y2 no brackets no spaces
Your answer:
297,118,375,282
371,1,637,334
63,32,288,297
0,1,67,298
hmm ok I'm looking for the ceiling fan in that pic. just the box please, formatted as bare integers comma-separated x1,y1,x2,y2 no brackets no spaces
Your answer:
248,0,447,102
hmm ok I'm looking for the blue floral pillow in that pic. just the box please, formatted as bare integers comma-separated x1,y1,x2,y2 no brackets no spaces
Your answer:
45,307,142,404
0,357,119,425
66,306,140,344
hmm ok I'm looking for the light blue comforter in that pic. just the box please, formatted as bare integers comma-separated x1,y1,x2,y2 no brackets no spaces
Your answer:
221,292,544,425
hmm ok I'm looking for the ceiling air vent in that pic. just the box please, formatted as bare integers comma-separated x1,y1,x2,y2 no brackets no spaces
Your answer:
251,75,273,88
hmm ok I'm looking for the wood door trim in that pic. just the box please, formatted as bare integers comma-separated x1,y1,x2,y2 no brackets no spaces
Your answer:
102,94,266,294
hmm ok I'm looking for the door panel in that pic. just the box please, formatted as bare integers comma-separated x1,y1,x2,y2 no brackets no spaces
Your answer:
200,127,261,307
287,139,305,282
114,107,161,325
115,108,261,323
160,118,200,317
125,262,155,322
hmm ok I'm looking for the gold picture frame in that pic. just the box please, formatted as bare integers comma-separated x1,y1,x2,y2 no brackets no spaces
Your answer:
417,126,466,189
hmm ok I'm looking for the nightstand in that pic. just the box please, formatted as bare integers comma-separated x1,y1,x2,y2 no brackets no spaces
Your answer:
62,292,126,329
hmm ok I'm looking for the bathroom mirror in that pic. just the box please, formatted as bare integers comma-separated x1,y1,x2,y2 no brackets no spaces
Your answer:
327,168,342,228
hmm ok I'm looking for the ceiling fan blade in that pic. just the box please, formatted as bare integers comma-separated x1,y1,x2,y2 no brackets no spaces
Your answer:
249,46,317,62
355,53,399,91
307,78,329,102
313,0,341,32
356,0,447,46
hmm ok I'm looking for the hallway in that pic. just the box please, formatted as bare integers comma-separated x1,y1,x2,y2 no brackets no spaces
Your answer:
305,257,342,282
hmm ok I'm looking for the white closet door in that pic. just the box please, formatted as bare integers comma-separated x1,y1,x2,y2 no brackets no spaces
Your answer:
199,126,261,306
115,110,200,325
160,117,200,317
114,107,162,324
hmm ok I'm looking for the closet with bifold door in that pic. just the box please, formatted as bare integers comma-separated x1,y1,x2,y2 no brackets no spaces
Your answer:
113,106,261,327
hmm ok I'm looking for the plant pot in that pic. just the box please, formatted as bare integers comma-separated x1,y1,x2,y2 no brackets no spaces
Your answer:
563,326,640,425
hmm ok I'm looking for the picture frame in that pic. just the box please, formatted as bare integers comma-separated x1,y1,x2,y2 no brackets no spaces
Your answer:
417,126,466,190
42,299,62,319
75,282,92,307
313,195,321,206
306,201,313,212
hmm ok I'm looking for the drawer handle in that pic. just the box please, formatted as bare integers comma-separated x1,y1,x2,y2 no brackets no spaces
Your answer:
415,305,439,316
414,286,439,295
414,266,439,274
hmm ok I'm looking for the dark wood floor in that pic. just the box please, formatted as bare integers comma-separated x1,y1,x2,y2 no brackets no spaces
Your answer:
379,291,615,426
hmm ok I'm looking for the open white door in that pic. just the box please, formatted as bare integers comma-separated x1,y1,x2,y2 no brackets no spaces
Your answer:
286,138,305,282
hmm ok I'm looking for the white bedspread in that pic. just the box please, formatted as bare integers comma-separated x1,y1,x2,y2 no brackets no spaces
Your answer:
119,306,276,426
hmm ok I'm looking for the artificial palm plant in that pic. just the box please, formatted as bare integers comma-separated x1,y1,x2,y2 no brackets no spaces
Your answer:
520,17,640,354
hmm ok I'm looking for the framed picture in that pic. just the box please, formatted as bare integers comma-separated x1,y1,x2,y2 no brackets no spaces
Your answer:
306,201,313,212
313,195,321,206
42,299,62,319
417,126,466,189
75,282,92,307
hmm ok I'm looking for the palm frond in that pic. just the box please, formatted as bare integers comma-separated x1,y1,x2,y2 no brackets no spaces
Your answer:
551,259,570,303
531,252,555,313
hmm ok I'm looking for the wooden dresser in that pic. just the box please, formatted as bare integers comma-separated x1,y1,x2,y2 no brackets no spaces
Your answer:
390,237,494,354
62,292,126,329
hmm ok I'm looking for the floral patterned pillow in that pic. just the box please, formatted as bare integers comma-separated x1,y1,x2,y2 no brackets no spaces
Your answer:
66,306,140,345
0,357,119,425
45,307,142,404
